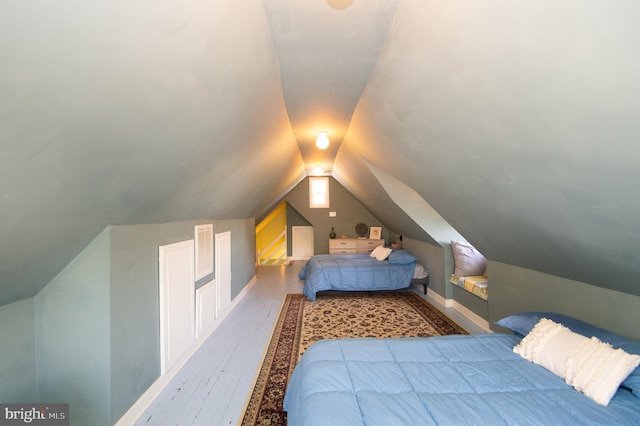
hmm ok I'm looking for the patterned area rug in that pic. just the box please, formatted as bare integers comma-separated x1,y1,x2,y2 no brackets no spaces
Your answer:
239,291,468,426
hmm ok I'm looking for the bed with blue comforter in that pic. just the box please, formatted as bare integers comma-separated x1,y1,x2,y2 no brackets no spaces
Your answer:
298,250,416,301
284,313,640,425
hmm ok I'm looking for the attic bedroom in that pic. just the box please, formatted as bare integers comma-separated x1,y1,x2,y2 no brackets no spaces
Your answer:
2,0,640,425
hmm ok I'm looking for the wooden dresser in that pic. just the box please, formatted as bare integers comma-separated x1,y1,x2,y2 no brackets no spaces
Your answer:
329,238,384,255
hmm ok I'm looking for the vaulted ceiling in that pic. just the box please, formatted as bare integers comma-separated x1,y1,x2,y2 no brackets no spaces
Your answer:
2,0,639,307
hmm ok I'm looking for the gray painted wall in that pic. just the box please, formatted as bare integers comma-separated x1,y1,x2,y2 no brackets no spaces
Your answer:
489,261,640,341
401,238,445,296
404,236,640,337
452,285,489,320
285,177,388,254
35,228,111,426
402,237,489,320
0,298,36,402
109,218,255,422
214,219,257,300
0,218,256,425
109,221,199,423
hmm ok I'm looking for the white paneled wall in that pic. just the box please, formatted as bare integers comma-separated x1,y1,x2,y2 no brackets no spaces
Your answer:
158,240,195,375
195,280,216,339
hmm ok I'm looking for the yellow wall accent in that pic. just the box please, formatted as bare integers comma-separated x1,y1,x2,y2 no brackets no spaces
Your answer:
256,201,287,262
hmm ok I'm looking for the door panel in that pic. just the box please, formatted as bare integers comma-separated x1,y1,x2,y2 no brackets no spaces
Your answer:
159,240,195,375
215,231,231,315
292,226,314,258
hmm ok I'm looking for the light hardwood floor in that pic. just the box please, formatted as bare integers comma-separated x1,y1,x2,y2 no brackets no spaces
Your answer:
133,261,485,426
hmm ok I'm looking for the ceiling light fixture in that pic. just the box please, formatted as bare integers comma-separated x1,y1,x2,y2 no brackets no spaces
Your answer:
316,131,330,150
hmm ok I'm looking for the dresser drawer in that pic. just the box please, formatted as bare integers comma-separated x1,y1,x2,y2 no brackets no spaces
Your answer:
329,239,357,250
329,238,384,254
356,239,384,253
329,248,358,254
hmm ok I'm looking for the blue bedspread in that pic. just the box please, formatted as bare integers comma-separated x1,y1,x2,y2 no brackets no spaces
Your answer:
284,334,640,425
298,253,415,301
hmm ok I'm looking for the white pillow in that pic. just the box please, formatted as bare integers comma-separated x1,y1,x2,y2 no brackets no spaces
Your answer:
370,245,385,258
537,328,589,377
513,318,571,367
565,337,640,406
370,246,392,261
450,240,486,276
514,318,640,406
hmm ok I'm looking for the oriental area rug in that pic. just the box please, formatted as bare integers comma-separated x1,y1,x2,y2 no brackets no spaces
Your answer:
239,291,468,426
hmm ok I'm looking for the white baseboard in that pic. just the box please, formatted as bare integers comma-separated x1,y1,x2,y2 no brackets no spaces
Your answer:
426,287,447,307
115,275,258,426
450,299,491,332
287,256,311,261
426,288,491,333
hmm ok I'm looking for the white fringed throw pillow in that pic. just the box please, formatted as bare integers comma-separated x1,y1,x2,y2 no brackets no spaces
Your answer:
565,337,640,406
513,318,572,367
514,318,640,406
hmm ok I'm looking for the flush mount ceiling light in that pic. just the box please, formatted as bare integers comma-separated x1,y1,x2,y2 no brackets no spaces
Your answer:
316,131,330,149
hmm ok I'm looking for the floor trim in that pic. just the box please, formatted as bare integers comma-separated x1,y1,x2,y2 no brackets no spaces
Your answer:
426,287,491,333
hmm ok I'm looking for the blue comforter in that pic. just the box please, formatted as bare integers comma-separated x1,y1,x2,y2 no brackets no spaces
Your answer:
298,253,416,301
284,334,640,425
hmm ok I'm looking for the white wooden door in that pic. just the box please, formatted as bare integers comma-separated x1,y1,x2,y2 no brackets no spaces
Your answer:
292,226,314,258
159,240,195,375
215,231,232,316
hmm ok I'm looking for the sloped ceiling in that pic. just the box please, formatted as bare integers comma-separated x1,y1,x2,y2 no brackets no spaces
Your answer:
0,0,305,305
263,0,399,175
2,0,640,306
337,0,640,296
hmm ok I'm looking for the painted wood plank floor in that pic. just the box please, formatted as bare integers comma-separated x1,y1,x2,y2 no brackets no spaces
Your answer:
134,261,485,426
